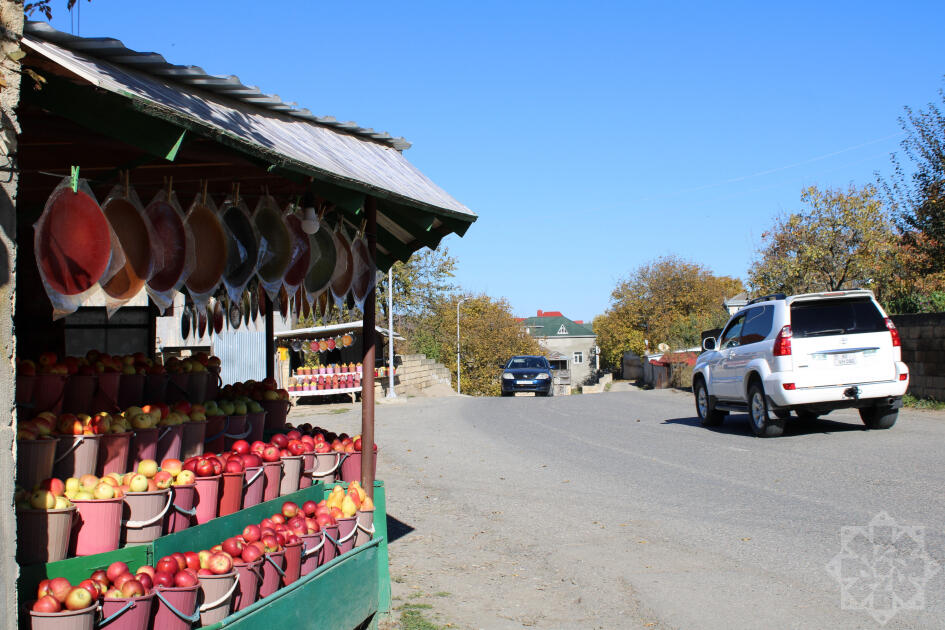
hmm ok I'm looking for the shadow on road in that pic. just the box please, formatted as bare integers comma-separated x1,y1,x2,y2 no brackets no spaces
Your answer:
663,415,866,438
386,514,415,543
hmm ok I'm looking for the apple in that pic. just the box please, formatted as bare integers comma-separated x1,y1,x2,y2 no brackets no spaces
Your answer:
173,571,198,588
224,459,244,474
93,483,115,499
195,458,215,477
208,456,223,475
198,550,213,569
250,441,266,455
242,524,261,543
99,475,119,488
136,565,156,580
77,579,99,600
32,595,62,613
29,489,56,510
156,556,178,575
261,535,280,552
161,459,182,477
120,579,145,598
240,544,262,563
89,570,109,588
287,440,305,456
154,470,173,489
172,552,188,572
128,474,149,493
153,571,175,588
104,588,123,599
241,453,262,468
282,502,299,518
136,573,153,592
222,536,244,558
39,477,65,497
64,586,93,610
232,440,250,455
270,513,286,525
271,434,288,449
261,445,280,462
137,459,158,478
184,551,201,571
112,572,135,590
175,470,196,485
208,552,234,575
105,561,128,584
302,500,318,517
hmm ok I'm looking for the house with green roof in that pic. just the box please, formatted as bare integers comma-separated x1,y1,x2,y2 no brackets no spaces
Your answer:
518,310,598,386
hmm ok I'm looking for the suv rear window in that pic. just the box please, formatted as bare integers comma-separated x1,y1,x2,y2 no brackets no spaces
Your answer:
790,297,886,338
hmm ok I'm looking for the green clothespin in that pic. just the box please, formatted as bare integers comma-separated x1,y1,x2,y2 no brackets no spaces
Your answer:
70,166,79,193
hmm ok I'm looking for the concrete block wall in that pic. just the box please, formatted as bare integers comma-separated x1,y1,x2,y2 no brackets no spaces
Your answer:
891,313,945,401
392,354,454,395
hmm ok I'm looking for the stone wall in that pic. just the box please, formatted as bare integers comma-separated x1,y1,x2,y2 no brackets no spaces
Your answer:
892,313,945,401
393,354,453,396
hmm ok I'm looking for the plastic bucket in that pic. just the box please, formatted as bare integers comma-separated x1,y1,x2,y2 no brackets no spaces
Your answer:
131,427,158,467
233,559,262,612
259,550,285,599
62,375,96,414
93,372,121,413
180,422,206,459
122,488,172,544
96,432,131,476
29,604,95,630
16,506,75,564
299,452,315,490
152,585,200,630
283,541,302,586
198,571,239,627
312,452,343,484
299,531,323,576
186,372,207,403
262,461,283,502
340,448,378,483
143,373,167,404
166,483,196,533
117,373,145,409
204,415,225,454
354,509,375,548
223,415,250,451
16,438,56,491
336,516,357,555
246,412,266,443
193,474,221,525
320,523,339,565
206,369,221,401
32,374,66,414
100,592,154,630
279,455,303,496
260,399,290,431
218,471,244,517
53,434,101,479
16,374,35,405
166,373,189,405
242,466,264,509
71,496,122,556
156,424,183,463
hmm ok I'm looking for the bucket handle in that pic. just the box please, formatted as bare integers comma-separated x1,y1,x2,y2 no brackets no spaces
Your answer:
53,435,86,464
199,574,240,612
223,418,252,440
123,491,173,528
356,520,376,536
337,524,357,544
264,553,285,576
243,467,264,489
97,599,136,627
311,453,343,478
302,535,325,558
322,531,339,548
158,427,172,441
204,427,226,444
172,502,197,517
154,588,201,623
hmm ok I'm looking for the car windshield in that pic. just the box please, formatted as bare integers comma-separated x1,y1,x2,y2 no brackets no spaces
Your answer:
506,357,548,369
790,297,887,337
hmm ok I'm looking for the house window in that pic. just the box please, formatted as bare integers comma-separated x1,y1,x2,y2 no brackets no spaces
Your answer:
573,351,583,364
557,324,568,335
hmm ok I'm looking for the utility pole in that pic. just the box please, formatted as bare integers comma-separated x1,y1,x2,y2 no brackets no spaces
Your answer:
386,267,396,398
456,297,467,395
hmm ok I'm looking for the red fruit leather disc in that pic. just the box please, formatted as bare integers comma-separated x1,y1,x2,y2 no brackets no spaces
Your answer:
257,283,267,316
213,300,225,334
102,197,151,300
146,199,188,292
283,215,310,288
186,204,227,295
36,188,111,295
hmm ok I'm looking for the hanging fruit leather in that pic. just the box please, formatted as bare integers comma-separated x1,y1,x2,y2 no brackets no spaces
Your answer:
101,183,160,315
303,224,335,300
145,188,195,314
350,233,376,310
185,194,227,305
221,196,259,303
330,226,354,307
254,196,292,299
283,211,311,297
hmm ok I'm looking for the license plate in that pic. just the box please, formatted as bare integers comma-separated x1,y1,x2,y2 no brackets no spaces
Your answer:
833,353,857,366
517,380,534,385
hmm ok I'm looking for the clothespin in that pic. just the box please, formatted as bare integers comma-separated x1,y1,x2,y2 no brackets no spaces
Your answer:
70,166,79,193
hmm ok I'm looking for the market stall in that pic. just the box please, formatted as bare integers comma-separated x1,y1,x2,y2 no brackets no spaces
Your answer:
7,20,476,630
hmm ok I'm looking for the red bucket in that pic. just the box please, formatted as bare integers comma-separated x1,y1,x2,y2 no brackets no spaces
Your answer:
261,461,283,502
143,373,167,403
340,448,378,483
32,374,66,414
259,550,285,599
180,422,205,459
96,431,131,476
193,474,221,525
93,371,121,413
166,483,196,533
218,471,243,517
246,412,266,443
299,531,323,576
204,415,225,454
53,434,101,479
336,516,357,555
186,371,207,403
62,374,96,414
28,604,96,630
117,373,145,409
232,558,262,612
100,592,154,630
71,496,122,556
320,523,339,565
16,437,57,491
260,398,290,431
279,455,303,496
223,415,249,451
166,373,189,404
283,541,302,586
299,452,315,489
131,427,158,467
156,424,183,463
17,506,76,564
152,585,200,630
242,466,264,509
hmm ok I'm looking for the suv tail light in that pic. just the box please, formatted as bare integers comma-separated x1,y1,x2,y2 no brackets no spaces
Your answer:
773,325,792,356
885,317,901,347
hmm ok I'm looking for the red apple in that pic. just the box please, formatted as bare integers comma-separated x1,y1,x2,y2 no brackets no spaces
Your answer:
64,586,93,611
77,579,99,600
184,551,201,571
120,580,145,598
208,552,234,575
198,568,213,576
172,552,188,572
48,577,72,603
173,571,198,587
271,513,286,525
302,500,318,516
136,573,153,592
32,595,61,613
232,440,250,455
195,458,215,477
250,441,266,455
222,536,244,558
242,453,262,468
153,571,175,588
287,440,305,456
282,501,299,518
240,545,262,563
106,561,129,584
261,445,280,462
112,572,134,590
271,434,288,449
156,556,178,575
242,524,261,542
224,459,244,473
90,570,109,586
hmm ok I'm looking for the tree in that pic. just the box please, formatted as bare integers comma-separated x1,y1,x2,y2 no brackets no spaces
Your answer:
748,185,898,300
594,256,742,365
375,246,456,322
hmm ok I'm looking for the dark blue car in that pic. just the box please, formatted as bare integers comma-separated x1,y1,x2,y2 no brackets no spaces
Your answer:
501,355,553,396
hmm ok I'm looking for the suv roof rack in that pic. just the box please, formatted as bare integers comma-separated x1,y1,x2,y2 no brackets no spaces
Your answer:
747,293,786,305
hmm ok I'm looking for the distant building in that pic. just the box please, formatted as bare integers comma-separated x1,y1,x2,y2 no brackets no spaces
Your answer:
519,310,597,385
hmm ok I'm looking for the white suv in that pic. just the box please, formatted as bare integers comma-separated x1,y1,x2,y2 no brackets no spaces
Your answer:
693,290,909,437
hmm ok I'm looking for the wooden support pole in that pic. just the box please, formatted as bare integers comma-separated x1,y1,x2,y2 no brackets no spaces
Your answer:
265,296,275,381
361,197,377,498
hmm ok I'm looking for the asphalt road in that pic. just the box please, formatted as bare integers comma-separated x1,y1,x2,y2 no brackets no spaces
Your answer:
296,388,945,629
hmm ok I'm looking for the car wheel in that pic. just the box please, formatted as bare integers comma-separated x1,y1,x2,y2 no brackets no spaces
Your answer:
694,379,726,427
859,406,898,430
748,382,784,437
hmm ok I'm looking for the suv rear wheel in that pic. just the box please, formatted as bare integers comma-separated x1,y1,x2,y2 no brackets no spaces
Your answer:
748,382,785,437
859,406,898,430
694,379,726,427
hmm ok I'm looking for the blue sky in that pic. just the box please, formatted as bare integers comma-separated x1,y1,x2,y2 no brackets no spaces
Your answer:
44,1,945,322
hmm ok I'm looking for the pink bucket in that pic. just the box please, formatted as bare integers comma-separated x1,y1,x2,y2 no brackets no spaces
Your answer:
93,372,121,413
340,448,378,483
283,541,302,586
62,374,96,414
29,603,95,630
180,422,205,459
242,466,264,509
312,452,343,484
218,472,244,517
204,415,225,454
117,373,145,409
54,434,101,479
233,558,262,612
262,461,283,502
223,415,249,451
17,506,75,564
354,509,375,548
197,571,239,627
16,374,35,405
299,452,315,489
156,424,183,463
186,371,207,403
131,427,158,467
279,455,303,496
122,488,172,544
246,412,266,443
32,374,66,414
320,523,339,565
193,474,221,524
336,516,357,555
16,437,56,491
100,592,154,630
260,399,290,431
152,585,200,630
259,550,285,599
166,483,196,533
299,531,323,576
143,373,167,404
71,496,122,556
96,431,131,476
166,373,189,404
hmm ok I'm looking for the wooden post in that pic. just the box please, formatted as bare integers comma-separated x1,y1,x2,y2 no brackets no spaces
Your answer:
361,197,377,497
265,296,275,381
